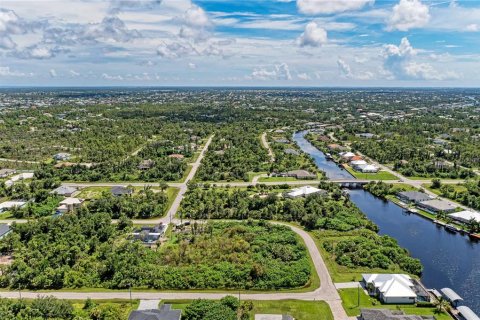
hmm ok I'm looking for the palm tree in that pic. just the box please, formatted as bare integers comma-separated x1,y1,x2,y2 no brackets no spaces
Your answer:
435,297,450,314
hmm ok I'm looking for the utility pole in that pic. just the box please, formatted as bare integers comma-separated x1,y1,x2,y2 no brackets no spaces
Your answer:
129,284,132,307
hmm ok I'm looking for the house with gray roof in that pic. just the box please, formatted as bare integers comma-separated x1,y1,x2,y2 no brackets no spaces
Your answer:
0,224,11,239
397,191,431,204
111,186,134,197
418,199,456,214
50,185,77,197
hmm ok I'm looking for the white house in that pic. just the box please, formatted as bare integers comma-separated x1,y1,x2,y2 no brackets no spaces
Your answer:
360,164,380,173
448,210,480,224
285,186,326,198
362,274,417,304
5,172,34,187
57,197,83,213
340,151,356,161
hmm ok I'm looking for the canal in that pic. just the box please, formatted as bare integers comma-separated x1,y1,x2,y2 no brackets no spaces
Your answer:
294,131,480,314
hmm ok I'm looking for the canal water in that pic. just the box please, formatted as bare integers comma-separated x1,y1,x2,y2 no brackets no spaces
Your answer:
294,131,480,314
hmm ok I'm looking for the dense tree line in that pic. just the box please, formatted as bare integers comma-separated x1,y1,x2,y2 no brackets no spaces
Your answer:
0,213,310,291
322,229,423,275
183,296,252,320
179,183,377,232
87,187,169,218
196,125,269,181
433,179,480,211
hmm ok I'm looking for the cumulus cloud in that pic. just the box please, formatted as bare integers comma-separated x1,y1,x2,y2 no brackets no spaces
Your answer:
49,69,57,77
15,44,65,59
179,5,212,42
0,9,25,49
250,63,292,80
156,41,198,59
382,37,458,80
0,66,33,77
297,22,327,47
387,0,430,31
297,0,374,15
337,58,375,80
69,70,80,77
188,62,196,69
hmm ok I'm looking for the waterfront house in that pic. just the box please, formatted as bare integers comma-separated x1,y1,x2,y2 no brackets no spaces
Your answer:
286,170,317,179
50,185,77,197
340,151,356,161
128,304,181,320
285,186,326,198
448,210,480,224
110,186,133,197
362,274,417,304
360,309,434,320
418,199,456,214
397,191,432,204
359,164,380,173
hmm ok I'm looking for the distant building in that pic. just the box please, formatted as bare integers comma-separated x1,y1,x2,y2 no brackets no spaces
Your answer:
0,200,27,212
285,186,326,198
168,154,184,160
138,159,155,170
53,153,71,161
0,224,11,239
110,186,133,197
129,304,181,320
50,185,77,197
397,191,431,204
0,169,16,178
274,138,289,144
57,197,83,213
286,170,317,180
132,224,167,247
284,148,300,156
356,133,375,139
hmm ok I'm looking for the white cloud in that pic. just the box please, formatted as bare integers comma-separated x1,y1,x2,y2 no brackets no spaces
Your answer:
188,62,196,69
16,44,62,59
387,0,430,31
0,66,33,77
465,24,478,32
250,63,292,80
337,58,375,80
297,21,327,47
179,5,212,42
297,72,311,80
382,37,458,80
157,41,197,59
69,69,80,77
102,73,124,80
297,0,374,15
0,8,25,49
108,0,163,15
49,69,57,77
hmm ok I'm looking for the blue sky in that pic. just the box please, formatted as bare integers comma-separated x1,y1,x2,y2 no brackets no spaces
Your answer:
0,0,479,87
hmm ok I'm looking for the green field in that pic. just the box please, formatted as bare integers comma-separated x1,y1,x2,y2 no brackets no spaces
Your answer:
345,166,398,180
339,288,451,320
164,299,333,320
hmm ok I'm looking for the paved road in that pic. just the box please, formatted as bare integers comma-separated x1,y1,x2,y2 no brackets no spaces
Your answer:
0,222,350,319
0,158,40,164
261,132,275,163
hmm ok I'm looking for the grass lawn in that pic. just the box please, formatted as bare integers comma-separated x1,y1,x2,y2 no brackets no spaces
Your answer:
345,166,398,180
177,164,193,183
164,299,333,320
339,288,451,320
258,176,299,182
422,183,467,196
71,299,139,319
